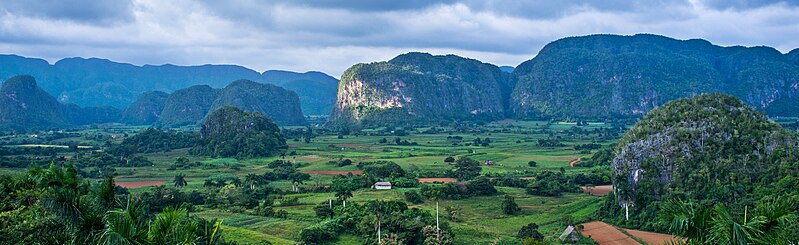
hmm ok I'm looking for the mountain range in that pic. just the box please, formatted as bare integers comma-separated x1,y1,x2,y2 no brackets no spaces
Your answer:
2,34,798,130
0,55,338,115
511,34,799,119
330,34,799,126
0,75,306,130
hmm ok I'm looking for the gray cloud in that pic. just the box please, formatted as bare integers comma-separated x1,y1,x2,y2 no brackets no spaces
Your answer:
0,0,797,78
0,0,135,25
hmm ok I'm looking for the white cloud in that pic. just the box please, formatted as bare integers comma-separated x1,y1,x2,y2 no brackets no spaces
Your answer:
0,0,797,78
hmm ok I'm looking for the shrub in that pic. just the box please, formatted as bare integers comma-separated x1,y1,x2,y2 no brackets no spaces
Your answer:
404,190,425,204
518,223,544,241
299,220,341,244
502,195,521,215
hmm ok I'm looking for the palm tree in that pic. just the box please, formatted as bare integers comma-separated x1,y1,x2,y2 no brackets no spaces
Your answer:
335,189,353,207
244,173,261,190
664,199,797,244
288,173,310,192
173,173,187,188
97,199,148,244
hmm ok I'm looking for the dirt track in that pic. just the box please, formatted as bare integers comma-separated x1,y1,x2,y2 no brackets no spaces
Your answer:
580,221,641,245
116,180,166,188
581,185,613,196
418,178,457,183
569,157,582,167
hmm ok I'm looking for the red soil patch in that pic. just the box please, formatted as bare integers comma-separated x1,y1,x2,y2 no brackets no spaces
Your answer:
580,221,640,245
569,157,582,167
304,170,363,175
581,185,613,196
218,167,231,171
624,229,682,245
116,180,166,189
418,178,457,183
335,143,372,147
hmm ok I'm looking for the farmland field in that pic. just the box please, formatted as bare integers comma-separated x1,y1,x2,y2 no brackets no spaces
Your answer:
0,120,637,244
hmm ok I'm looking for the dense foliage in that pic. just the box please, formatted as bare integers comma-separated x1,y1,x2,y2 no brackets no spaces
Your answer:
110,128,197,154
601,94,799,231
0,164,234,244
193,107,287,158
299,200,452,244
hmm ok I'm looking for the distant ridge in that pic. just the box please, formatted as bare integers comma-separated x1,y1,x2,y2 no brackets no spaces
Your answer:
0,55,338,115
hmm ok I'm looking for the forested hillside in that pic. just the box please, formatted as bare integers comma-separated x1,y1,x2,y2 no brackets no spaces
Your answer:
601,94,799,234
511,34,799,119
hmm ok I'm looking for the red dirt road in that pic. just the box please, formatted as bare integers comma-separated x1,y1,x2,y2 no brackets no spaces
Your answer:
581,185,613,196
304,170,363,175
116,180,166,189
624,229,681,245
580,221,641,245
418,178,457,183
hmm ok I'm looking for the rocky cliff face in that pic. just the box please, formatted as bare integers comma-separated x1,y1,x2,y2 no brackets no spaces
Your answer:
121,91,170,125
609,94,799,224
329,52,509,127
511,34,799,119
211,80,306,126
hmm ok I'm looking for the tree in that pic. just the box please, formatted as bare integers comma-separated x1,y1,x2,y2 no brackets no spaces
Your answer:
502,195,520,215
288,172,311,192
444,156,455,163
452,157,481,180
663,198,798,244
244,173,262,190
173,157,190,168
335,189,353,207
405,190,425,204
527,161,537,167
314,202,335,219
99,175,116,208
422,225,452,245
518,223,544,241
173,173,187,188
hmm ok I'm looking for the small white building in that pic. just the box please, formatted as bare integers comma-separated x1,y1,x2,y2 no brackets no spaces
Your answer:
372,182,392,190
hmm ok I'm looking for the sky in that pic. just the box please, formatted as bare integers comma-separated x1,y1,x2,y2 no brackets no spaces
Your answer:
1,0,798,78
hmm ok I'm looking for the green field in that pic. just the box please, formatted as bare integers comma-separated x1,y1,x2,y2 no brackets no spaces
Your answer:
1,120,621,244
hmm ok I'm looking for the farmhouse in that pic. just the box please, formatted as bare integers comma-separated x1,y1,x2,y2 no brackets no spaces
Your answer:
372,182,392,190
559,225,580,243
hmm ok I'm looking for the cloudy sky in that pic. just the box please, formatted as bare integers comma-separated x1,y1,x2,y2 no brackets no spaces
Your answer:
1,0,798,77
